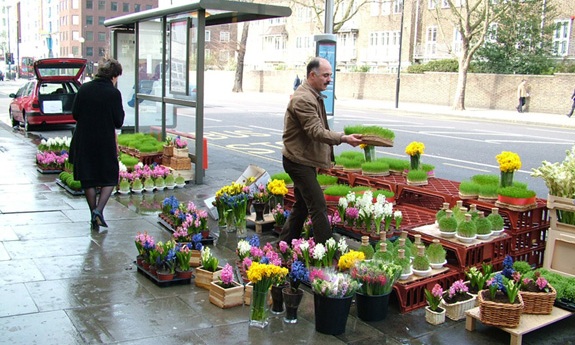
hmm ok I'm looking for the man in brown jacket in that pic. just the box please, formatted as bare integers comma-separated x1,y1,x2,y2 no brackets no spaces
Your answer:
280,57,363,245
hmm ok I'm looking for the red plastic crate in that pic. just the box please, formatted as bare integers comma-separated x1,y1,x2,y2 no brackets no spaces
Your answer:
511,245,546,268
410,228,512,269
396,184,454,212
510,227,548,252
462,199,549,233
317,168,351,185
393,266,463,313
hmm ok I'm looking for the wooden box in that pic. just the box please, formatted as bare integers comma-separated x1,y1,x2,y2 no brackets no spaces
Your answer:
195,266,222,290
209,281,244,309
170,157,191,170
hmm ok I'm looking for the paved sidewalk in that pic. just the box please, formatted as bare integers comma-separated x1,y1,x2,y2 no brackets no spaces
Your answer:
1,92,574,344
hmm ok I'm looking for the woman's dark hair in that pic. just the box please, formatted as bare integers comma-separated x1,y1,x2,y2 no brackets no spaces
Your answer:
95,58,123,79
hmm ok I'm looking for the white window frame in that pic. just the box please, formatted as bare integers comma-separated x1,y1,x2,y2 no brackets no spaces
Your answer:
453,27,462,54
425,26,438,55
428,0,436,9
220,31,230,42
393,0,403,14
205,30,211,42
553,20,570,57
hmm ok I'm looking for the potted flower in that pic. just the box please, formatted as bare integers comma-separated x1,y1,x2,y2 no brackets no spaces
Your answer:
165,173,176,189
267,178,289,209
351,260,402,321
426,239,447,269
175,242,194,279
173,136,188,157
424,284,445,325
496,151,521,187
324,184,352,204
195,247,222,289
163,136,174,156
251,183,270,222
412,245,431,277
456,213,477,243
131,177,143,193
271,204,290,230
440,279,476,321
310,268,361,335
465,263,493,295
519,271,556,315
175,175,186,188
209,263,244,309
134,231,155,268
480,273,524,328
282,260,309,323
156,240,177,281
118,178,131,194
405,141,425,170
246,262,289,328
143,177,155,192
406,169,428,186
337,250,365,272
458,180,480,200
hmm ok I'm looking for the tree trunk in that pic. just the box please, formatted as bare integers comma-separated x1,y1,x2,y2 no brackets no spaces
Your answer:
453,53,471,111
232,22,250,93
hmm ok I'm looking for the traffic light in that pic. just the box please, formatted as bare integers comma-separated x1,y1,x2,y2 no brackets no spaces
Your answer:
5,52,14,64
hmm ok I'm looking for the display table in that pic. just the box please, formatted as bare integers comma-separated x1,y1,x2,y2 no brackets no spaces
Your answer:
465,306,573,345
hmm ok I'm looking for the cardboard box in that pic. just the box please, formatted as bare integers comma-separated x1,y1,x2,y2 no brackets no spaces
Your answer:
236,164,270,194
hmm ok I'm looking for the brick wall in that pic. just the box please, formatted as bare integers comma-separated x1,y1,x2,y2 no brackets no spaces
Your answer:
240,70,575,114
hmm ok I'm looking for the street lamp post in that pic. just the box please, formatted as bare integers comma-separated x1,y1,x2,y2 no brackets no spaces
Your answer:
395,0,405,109
6,5,12,80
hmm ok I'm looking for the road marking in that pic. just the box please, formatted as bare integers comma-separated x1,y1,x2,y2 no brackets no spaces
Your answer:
443,163,491,172
249,125,283,133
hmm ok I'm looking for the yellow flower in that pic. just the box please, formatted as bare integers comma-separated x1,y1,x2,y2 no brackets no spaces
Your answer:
496,151,522,172
405,141,425,156
338,250,365,271
359,143,367,149
267,179,288,196
247,262,288,284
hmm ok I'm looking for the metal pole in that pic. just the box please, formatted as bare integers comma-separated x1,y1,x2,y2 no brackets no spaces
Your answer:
325,0,333,34
6,6,11,80
395,1,405,109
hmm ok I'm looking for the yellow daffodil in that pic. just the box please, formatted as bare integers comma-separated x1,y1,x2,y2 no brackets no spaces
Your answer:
496,151,522,172
405,141,425,156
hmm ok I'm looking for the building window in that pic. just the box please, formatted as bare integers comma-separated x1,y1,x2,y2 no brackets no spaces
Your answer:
86,31,94,41
72,31,80,40
453,28,462,54
145,5,152,10
123,2,129,12
111,2,117,11
98,16,105,25
86,16,93,26
428,0,436,9
220,31,230,42
205,30,211,42
72,0,79,9
219,50,229,62
86,47,94,56
86,0,93,9
134,4,141,12
72,15,79,25
98,32,106,42
393,0,403,14
553,20,570,56
99,48,106,56
426,26,438,55
486,23,498,43
73,46,79,56
98,1,105,10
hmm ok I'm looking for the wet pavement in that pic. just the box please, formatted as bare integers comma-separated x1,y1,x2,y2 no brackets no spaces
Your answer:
1,108,575,345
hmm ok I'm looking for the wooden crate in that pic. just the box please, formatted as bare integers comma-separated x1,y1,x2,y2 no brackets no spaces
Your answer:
170,157,191,170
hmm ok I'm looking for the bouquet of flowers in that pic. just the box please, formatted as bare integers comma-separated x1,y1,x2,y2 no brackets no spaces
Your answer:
287,260,309,293
271,204,290,227
247,262,288,324
405,141,425,170
174,136,187,148
337,250,365,271
496,151,522,187
252,183,270,203
200,247,219,272
309,268,361,298
351,260,402,296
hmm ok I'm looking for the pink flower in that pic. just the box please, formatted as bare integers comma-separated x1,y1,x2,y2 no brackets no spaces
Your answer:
431,283,443,298
278,241,289,253
220,263,234,285
448,279,468,298
536,276,548,290
242,257,252,270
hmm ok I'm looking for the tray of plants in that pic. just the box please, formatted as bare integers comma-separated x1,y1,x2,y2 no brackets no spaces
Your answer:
135,262,193,287
360,135,394,147
555,298,575,312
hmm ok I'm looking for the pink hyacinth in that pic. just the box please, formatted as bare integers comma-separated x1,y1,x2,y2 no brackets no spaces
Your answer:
431,283,443,298
278,241,288,253
536,276,548,290
220,264,234,285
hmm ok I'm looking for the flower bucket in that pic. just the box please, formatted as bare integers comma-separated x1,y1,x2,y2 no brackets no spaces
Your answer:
355,292,391,322
283,287,304,324
314,293,353,335
425,306,445,325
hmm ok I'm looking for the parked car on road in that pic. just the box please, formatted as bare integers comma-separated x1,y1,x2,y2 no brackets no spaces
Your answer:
9,58,86,130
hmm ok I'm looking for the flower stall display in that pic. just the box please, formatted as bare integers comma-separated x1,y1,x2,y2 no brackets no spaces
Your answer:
267,178,289,209
520,271,556,315
251,183,270,221
246,261,288,328
424,284,445,325
209,263,244,309
310,268,361,335
218,181,250,236
271,204,290,230
496,151,521,188
480,273,524,328
195,247,222,289
282,260,309,324
36,151,68,172
351,260,402,321
343,124,395,147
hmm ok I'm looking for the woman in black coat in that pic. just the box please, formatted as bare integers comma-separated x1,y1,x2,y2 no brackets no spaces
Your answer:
70,58,124,231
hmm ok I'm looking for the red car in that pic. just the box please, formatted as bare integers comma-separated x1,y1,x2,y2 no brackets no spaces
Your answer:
9,58,86,131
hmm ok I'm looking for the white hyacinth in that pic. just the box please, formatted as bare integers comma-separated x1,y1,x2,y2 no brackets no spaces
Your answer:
313,243,326,260
346,191,356,205
338,197,348,209
299,241,309,252
394,210,403,220
325,237,336,250
338,237,349,254
237,239,251,257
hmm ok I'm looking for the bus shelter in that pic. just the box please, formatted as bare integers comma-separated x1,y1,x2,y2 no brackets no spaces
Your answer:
104,0,291,183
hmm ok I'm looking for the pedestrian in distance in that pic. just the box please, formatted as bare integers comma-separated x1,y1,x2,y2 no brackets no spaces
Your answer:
567,88,575,118
280,57,363,245
516,79,528,113
69,58,125,232
293,75,302,91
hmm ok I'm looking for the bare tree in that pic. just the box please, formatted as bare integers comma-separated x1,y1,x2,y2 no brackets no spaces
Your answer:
232,22,249,93
291,0,371,33
431,0,512,110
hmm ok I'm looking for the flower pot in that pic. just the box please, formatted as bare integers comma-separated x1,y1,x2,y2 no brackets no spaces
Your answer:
497,194,536,206
429,260,447,269
313,293,353,335
455,233,477,243
270,283,288,314
440,292,476,321
476,231,492,240
412,267,432,277
252,202,266,222
520,283,556,315
175,268,193,280
157,270,175,281
209,281,244,309
425,306,445,325
478,290,523,328
355,291,391,322
282,287,304,324
195,266,223,290
190,250,201,268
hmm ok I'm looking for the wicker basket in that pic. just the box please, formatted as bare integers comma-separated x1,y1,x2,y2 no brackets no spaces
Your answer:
520,283,556,315
163,145,174,157
440,293,477,321
170,157,191,170
478,290,524,328
174,148,189,158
